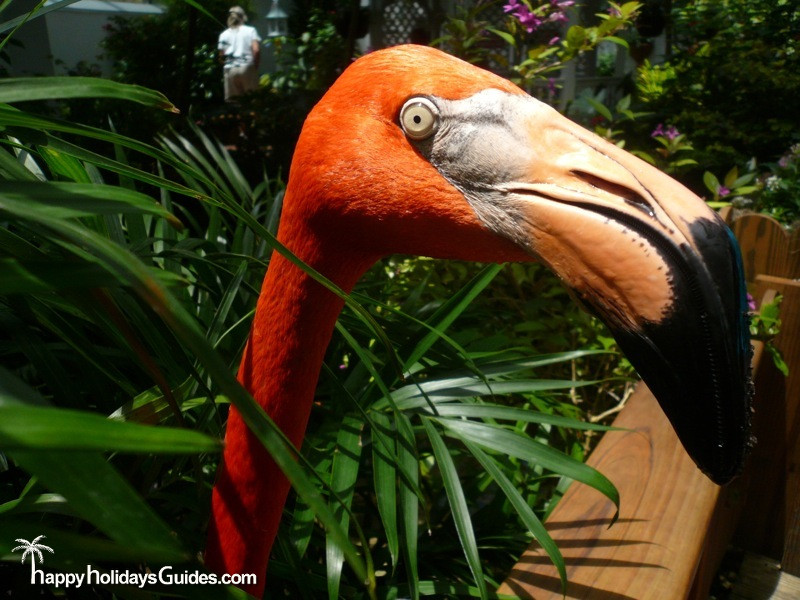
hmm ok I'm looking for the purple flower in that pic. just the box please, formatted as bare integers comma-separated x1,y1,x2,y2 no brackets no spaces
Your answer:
747,293,757,312
778,155,790,168
504,0,542,33
717,185,731,197
548,35,561,45
518,11,542,32
652,123,681,140
547,77,557,94
665,125,680,140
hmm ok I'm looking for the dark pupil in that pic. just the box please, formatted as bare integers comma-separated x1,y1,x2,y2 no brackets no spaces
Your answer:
413,114,422,124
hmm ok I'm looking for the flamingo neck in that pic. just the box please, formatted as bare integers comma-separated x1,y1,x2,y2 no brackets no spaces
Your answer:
205,224,376,595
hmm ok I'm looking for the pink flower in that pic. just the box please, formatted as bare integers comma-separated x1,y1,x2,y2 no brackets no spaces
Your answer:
548,35,561,45
718,185,731,197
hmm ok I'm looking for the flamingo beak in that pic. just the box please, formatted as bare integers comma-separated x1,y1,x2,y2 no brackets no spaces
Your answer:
419,89,753,483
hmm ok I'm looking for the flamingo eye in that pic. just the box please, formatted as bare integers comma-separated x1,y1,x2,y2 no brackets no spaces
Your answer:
400,97,439,140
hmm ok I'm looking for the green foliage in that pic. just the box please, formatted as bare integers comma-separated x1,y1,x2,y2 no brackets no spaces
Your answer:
0,69,367,596
638,0,800,172
101,0,233,111
267,8,348,94
263,255,627,598
701,165,759,207
515,1,641,88
643,123,697,174
568,91,651,148
635,59,676,104
759,145,800,225
749,294,789,377
750,294,782,342
433,1,514,70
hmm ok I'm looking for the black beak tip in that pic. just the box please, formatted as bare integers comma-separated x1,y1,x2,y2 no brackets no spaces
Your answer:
614,323,753,486
602,216,754,486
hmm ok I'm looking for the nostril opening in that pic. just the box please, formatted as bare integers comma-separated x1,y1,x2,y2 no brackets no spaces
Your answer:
571,170,655,218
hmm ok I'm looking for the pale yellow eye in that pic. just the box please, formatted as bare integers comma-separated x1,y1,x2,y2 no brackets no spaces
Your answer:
400,97,439,140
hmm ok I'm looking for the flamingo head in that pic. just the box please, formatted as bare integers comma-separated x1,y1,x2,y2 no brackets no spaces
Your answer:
284,45,752,483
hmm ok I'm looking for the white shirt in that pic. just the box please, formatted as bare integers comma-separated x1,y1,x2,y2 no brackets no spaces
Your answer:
218,25,261,69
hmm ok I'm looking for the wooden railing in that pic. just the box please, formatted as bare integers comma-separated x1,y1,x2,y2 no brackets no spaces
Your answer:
499,211,800,599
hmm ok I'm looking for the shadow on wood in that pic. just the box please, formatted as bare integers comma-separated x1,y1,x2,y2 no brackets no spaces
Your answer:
498,383,723,599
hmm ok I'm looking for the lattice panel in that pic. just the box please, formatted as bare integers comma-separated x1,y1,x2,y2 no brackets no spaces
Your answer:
382,0,430,46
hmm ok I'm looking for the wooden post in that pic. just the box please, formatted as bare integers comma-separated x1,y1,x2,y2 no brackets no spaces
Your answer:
726,213,800,572
736,275,800,574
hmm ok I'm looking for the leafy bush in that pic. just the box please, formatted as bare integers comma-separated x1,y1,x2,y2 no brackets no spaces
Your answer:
638,0,800,171
758,145,800,225
267,8,348,94
435,0,642,93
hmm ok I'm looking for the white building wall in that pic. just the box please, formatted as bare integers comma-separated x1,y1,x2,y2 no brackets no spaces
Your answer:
6,0,163,77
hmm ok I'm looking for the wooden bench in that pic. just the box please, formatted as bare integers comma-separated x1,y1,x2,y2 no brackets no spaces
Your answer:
499,212,800,599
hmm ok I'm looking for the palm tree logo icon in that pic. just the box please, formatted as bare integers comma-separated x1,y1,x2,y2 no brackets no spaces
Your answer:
12,535,54,579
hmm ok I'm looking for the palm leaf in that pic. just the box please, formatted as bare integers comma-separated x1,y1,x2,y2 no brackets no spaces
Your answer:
423,419,489,600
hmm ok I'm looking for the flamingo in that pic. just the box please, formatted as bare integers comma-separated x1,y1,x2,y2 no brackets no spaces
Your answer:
205,45,751,595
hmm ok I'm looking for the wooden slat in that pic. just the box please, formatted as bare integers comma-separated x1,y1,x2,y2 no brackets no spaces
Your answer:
725,212,800,570
729,213,800,283
498,383,721,599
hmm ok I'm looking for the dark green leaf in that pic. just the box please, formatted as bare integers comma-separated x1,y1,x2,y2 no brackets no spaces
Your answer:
423,419,488,600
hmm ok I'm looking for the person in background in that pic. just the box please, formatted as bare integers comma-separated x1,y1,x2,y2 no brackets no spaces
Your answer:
218,6,261,102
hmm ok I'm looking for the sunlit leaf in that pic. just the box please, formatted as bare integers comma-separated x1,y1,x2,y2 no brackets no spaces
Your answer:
436,418,619,519
0,77,177,112
0,406,221,453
